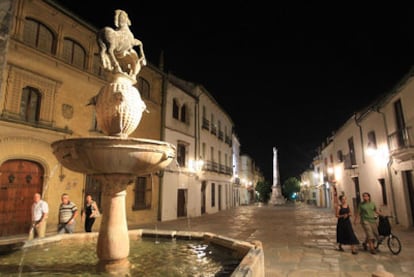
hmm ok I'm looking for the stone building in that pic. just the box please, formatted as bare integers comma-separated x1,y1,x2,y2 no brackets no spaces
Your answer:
0,0,164,236
0,0,262,237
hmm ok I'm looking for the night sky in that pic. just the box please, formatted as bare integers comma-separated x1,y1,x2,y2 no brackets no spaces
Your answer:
53,1,414,183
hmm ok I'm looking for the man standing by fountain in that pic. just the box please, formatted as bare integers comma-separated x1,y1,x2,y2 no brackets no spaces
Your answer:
29,192,49,239
57,193,79,234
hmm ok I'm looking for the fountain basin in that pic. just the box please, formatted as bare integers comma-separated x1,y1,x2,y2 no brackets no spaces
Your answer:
51,136,177,269
51,137,176,176
2,230,264,276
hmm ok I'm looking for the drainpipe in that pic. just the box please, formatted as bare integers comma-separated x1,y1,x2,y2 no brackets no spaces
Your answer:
195,87,205,163
354,113,366,164
195,89,200,161
375,107,399,224
157,71,168,221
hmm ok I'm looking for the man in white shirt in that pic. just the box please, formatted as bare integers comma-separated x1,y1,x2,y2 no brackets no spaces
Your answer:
29,192,49,239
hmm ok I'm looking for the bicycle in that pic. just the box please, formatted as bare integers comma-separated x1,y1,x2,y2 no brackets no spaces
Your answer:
374,215,402,255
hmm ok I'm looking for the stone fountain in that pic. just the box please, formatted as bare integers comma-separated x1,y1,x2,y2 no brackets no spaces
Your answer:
51,9,176,274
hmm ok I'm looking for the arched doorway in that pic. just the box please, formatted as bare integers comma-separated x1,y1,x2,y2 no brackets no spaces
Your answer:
0,159,44,236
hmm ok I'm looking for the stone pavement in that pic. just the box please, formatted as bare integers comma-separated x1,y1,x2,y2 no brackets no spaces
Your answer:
136,202,414,277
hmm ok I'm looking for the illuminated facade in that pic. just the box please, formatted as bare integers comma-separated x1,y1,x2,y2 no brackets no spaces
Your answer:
302,70,414,228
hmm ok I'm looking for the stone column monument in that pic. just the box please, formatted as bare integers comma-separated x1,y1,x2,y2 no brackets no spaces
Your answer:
270,147,285,205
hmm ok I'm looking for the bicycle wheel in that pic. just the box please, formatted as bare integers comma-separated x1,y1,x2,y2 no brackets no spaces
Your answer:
387,234,402,255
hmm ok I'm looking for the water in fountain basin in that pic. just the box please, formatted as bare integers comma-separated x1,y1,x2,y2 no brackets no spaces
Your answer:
0,237,241,276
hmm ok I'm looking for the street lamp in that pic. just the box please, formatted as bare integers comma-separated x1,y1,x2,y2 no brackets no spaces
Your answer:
188,159,204,174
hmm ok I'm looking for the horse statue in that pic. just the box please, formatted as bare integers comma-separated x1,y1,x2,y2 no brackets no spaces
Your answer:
97,9,146,81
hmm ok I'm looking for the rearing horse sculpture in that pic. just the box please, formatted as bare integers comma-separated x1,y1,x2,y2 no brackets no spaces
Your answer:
97,9,146,81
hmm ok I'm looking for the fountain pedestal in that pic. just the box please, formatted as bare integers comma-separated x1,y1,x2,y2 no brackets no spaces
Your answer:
51,9,176,275
95,175,130,261
51,138,176,274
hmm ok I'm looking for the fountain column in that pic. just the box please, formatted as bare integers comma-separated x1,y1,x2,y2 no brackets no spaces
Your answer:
94,174,132,263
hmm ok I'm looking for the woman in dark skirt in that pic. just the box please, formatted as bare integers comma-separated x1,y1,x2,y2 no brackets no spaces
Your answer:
336,195,359,254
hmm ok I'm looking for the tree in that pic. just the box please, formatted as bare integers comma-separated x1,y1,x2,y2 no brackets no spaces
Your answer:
282,177,301,201
255,180,272,203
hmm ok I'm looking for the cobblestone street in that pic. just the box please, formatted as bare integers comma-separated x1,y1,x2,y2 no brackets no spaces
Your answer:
137,202,414,277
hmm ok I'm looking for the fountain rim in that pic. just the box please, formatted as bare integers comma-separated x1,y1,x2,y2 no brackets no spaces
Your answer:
20,229,264,276
51,136,176,176
51,136,177,148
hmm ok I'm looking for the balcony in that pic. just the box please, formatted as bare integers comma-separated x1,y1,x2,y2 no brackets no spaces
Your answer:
389,126,414,161
202,118,210,130
225,135,232,146
210,125,217,135
343,153,357,170
218,130,224,140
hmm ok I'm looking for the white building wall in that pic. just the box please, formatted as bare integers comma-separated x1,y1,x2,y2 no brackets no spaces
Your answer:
309,70,414,228
161,78,197,221
198,87,234,215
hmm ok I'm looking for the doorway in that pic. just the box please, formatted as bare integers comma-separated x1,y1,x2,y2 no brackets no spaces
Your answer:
0,159,44,236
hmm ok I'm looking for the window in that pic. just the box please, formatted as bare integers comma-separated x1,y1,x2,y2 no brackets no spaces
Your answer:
20,87,41,123
176,142,187,167
23,18,55,54
172,98,179,119
5,67,58,126
133,177,151,210
202,143,206,160
202,106,207,118
211,183,215,207
348,137,356,166
218,151,222,166
378,178,388,205
337,150,343,162
367,131,377,149
180,104,187,123
137,77,150,99
62,38,86,69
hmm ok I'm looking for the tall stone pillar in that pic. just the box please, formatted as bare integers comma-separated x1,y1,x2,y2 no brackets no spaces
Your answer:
270,147,285,205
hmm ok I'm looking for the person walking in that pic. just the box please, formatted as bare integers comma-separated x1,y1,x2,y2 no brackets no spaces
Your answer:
354,192,381,254
57,193,79,234
82,194,100,232
29,192,49,239
336,195,359,254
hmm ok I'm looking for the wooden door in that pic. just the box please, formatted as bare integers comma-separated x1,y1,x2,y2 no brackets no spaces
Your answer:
0,160,43,236
177,189,187,217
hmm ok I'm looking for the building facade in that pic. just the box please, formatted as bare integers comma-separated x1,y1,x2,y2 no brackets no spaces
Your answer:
0,0,260,237
0,0,164,236
301,68,414,228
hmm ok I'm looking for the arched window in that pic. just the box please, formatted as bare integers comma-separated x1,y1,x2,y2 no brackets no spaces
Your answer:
23,18,55,54
20,86,41,123
180,104,187,123
172,98,179,119
137,77,150,99
62,38,86,69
